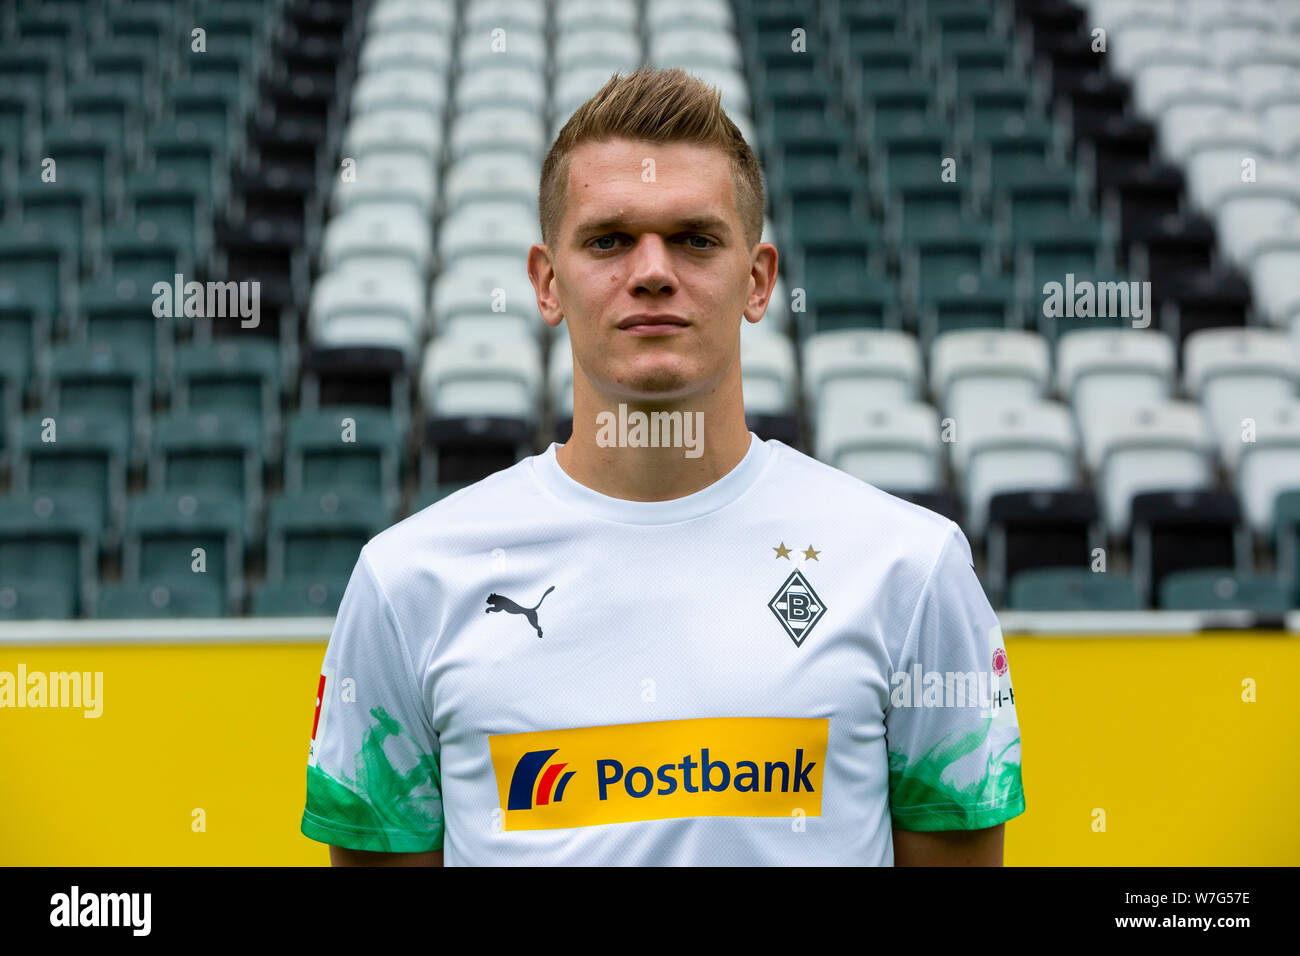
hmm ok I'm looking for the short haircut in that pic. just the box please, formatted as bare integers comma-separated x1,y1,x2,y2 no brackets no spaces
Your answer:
538,66,765,251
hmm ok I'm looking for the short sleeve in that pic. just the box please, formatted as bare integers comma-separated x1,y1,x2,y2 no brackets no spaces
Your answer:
300,548,444,852
884,522,1025,831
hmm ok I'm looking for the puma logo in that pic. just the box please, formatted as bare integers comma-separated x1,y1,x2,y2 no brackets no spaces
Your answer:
485,586,555,638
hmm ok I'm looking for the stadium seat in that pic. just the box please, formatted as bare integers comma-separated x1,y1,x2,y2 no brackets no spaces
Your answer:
94,575,228,618
1130,490,1244,607
958,401,1080,537
1007,567,1141,611
264,491,394,586
816,401,942,492
986,489,1100,606
801,329,922,422
0,492,101,618
1233,399,1300,536
929,328,1051,424
1183,327,1299,467
1088,402,1215,535
121,489,246,616
1159,568,1288,613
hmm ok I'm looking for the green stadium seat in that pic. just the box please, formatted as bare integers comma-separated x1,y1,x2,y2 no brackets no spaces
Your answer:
796,233,886,289
1007,568,1141,610
146,126,226,206
863,79,939,141
39,122,119,216
13,183,99,269
264,492,394,585
122,489,246,615
45,341,151,464
94,574,227,618
65,78,141,156
1013,216,1110,283
781,183,875,245
876,122,954,196
249,575,352,616
0,49,62,106
918,274,1020,344
1271,490,1300,600
891,182,975,241
799,273,899,337
87,39,162,106
940,37,1017,88
101,221,191,291
18,409,130,535
1027,268,1135,343
0,578,78,620
172,338,282,459
852,41,918,96
0,491,102,618
0,302,48,415
0,226,78,323
151,409,264,541
284,406,404,512
902,222,998,302
1159,569,1290,613
75,277,172,386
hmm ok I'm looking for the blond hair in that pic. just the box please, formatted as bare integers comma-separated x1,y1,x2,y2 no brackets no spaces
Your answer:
538,67,765,250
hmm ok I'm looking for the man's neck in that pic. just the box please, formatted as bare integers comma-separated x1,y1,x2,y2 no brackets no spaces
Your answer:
556,388,752,502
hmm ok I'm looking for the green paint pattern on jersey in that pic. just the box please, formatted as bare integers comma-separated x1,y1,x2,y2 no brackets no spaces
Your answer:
301,706,444,852
888,724,1024,832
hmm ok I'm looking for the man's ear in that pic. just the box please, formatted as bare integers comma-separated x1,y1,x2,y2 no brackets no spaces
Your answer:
528,243,565,328
743,241,779,324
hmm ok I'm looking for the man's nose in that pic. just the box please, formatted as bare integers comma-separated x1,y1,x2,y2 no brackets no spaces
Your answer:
628,234,674,294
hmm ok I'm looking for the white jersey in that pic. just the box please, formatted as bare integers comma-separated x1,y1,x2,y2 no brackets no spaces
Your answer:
301,433,1024,865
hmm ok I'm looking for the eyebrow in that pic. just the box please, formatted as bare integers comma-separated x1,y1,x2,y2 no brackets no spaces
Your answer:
574,215,732,239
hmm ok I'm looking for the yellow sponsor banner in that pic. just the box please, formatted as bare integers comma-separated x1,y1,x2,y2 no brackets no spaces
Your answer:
488,716,830,831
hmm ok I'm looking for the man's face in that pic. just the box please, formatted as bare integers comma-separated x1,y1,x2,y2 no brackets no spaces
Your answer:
529,137,776,405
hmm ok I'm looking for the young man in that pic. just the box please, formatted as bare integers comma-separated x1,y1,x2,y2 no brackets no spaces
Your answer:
301,67,1024,866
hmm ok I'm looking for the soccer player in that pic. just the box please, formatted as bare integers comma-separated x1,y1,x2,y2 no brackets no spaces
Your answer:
301,67,1024,866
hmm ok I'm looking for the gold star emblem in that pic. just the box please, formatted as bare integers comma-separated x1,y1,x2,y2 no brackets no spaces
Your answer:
803,545,820,561
773,542,791,559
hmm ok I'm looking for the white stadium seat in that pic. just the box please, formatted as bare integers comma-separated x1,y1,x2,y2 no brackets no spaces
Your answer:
368,0,456,36
443,151,539,215
351,69,448,121
308,266,426,343
1250,228,1300,327
739,329,797,414
556,0,638,31
555,30,642,73
960,401,1079,537
431,256,541,335
343,108,442,163
1057,328,1176,458
420,333,542,423
438,201,540,265
448,106,548,163
360,32,453,75
1090,402,1215,534
331,152,438,218
816,401,942,492
1183,328,1300,466
453,66,548,113
801,329,921,421
321,204,432,277
929,329,1051,423
1236,399,1300,534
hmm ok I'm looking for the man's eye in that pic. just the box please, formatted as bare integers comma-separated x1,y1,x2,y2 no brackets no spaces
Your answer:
592,235,620,250
684,235,715,249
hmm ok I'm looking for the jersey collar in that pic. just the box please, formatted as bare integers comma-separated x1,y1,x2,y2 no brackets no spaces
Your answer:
530,431,771,525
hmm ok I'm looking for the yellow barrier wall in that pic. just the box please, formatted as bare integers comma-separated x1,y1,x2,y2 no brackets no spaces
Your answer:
1,634,1296,865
